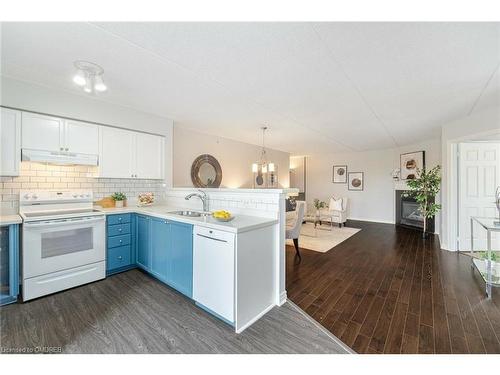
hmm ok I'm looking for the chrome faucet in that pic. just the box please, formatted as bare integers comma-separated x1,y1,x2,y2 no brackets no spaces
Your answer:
185,190,209,212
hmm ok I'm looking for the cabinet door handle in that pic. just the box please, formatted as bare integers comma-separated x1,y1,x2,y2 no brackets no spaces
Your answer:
118,228,122,232
118,256,123,260
118,217,122,221
119,240,123,243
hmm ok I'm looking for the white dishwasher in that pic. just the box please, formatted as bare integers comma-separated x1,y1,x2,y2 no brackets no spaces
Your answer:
193,226,235,323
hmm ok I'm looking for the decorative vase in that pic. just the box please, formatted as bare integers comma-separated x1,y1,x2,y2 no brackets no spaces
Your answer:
115,200,124,208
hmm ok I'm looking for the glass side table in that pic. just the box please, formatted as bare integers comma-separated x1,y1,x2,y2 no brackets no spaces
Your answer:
470,217,500,299
303,213,321,237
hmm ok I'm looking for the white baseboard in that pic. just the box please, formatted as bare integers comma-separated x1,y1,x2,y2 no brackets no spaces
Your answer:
235,303,275,334
347,217,395,225
279,291,287,306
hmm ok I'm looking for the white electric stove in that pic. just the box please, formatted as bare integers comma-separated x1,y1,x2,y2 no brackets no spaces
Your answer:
19,190,106,301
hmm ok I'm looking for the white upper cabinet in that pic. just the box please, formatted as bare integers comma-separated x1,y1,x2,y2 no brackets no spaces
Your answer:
135,132,164,179
22,112,99,154
99,126,134,178
21,112,63,152
99,127,164,180
0,108,21,176
64,119,99,155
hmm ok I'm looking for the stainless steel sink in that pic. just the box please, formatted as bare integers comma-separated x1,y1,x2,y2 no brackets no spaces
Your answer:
168,210,204,217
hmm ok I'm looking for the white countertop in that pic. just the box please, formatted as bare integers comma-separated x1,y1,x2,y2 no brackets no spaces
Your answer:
0,214,23,226
95,204,278,233
167,187,299,195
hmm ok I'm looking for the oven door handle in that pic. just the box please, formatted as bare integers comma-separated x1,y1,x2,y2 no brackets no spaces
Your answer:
23,216,105,228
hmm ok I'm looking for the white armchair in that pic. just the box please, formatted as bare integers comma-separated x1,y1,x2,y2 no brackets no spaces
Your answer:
318,197,348,229
286,201,306,260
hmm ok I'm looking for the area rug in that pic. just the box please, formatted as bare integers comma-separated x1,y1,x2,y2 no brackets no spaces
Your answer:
286,223,361,253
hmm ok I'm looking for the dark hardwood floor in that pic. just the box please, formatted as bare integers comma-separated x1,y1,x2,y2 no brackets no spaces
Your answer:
286,220,500,354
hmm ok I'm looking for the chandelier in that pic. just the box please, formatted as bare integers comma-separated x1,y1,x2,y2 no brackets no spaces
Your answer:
252,126,278,188
72,60,107,94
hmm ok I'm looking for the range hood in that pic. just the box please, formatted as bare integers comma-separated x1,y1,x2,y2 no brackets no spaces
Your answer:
22,149,98,166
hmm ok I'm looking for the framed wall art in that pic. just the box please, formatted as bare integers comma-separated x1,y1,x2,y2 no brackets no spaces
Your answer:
333,165,347,183
400,151,425,180
348,172,364,191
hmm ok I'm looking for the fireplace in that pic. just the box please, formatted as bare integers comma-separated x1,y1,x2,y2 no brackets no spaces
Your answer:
395,190,435,232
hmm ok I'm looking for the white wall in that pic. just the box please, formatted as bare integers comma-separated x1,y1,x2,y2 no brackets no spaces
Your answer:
305,138,442,228
173,125,290,189
289,156,306,192
440,106,500,250
0,76,174,186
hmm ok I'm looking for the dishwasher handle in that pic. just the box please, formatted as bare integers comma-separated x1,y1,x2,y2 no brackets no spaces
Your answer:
196,233,228,243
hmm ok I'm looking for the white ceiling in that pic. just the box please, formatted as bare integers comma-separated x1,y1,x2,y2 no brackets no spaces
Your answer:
1,22,499,155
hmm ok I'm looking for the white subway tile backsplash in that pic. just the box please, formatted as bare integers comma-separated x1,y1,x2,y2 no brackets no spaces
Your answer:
0,162,165,210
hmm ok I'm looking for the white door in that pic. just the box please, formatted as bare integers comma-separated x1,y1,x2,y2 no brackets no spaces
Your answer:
21,112,63,152
64,120,99,154
0,108,21,176
98,126,134,178
459,142,500,251
135,133,164,179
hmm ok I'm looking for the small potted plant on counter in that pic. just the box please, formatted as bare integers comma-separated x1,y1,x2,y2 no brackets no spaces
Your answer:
111,192,127,208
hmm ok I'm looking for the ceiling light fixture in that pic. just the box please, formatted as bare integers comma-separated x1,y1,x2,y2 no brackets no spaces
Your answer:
252,126,278,188
72,60,107,94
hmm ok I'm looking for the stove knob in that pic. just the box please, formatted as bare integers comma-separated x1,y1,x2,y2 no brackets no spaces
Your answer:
80,194,84,198
24,194,31,200
72,194,78,198
32,194,38,200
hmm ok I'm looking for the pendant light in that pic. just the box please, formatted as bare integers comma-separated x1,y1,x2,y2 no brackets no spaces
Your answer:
252,126,278,188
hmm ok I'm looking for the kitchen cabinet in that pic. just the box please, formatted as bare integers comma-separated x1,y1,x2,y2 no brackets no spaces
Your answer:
21,112,99,155
0,224,19,306
63,119,99,155
167,221,193,298
142,217,192,297
0,108,21,176
150,218,169,282
99,127,164,180
106,214,134,275
135,132,164,179
21,112,63,152
98,126,134,178
136,214,152,270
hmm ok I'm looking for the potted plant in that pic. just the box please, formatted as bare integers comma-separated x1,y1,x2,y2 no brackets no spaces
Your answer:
111,192,127,208
313,198,327,216
403,165,442,238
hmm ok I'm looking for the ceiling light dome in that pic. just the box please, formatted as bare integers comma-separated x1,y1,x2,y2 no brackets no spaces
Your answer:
72,60,107,95
94,75,107,92
73,69,86,86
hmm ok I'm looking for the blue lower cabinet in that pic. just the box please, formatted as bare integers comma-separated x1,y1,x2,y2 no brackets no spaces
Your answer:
167,221,193,298
106,214,135,275
136,214,152,271
0,224,19,306
151,218,169,281
107,245,132,271
106,212,193,299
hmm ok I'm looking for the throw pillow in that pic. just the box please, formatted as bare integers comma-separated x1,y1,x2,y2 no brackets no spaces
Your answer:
329,197,343,211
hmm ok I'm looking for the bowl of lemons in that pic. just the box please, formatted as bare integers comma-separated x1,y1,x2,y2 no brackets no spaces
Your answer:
212,210,234,222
